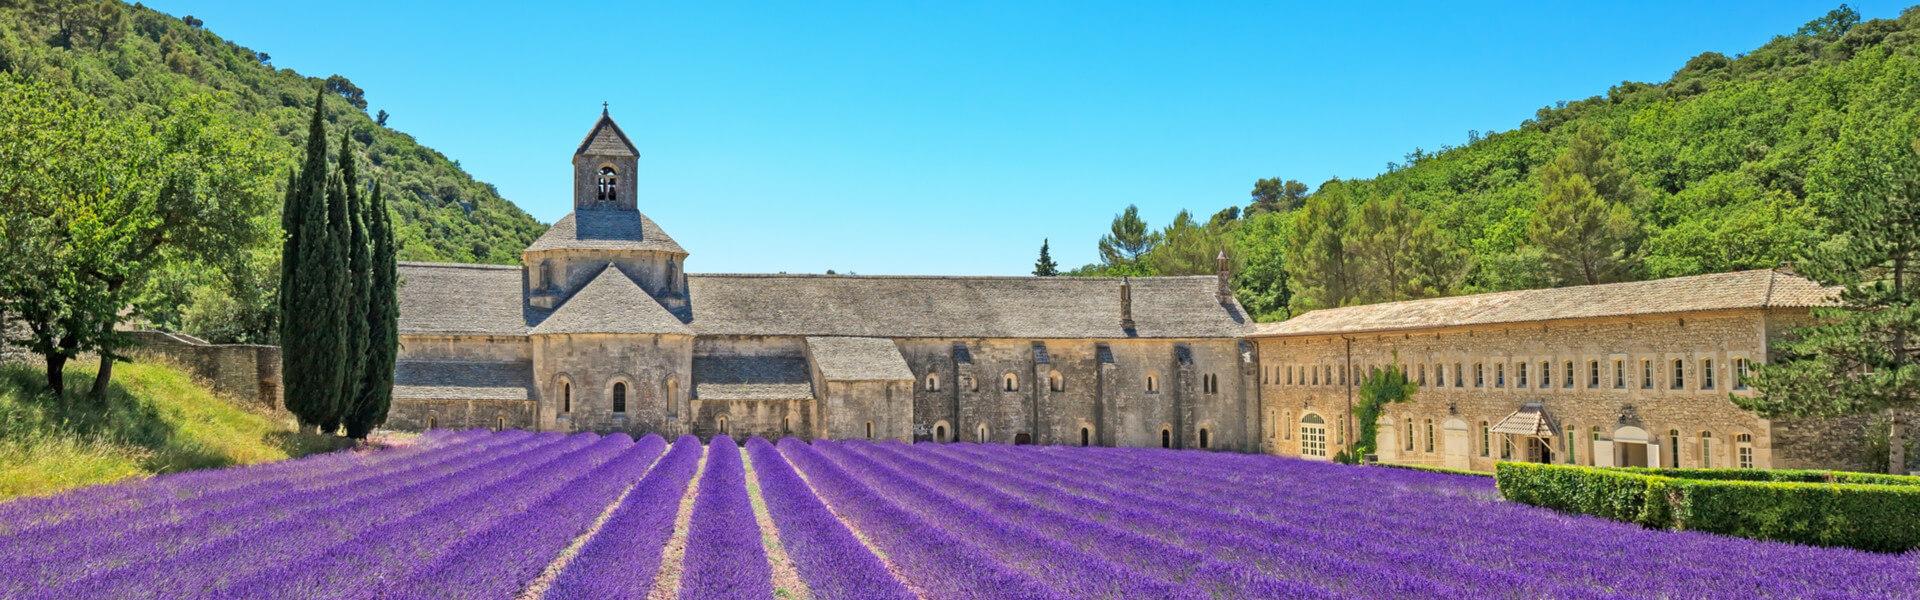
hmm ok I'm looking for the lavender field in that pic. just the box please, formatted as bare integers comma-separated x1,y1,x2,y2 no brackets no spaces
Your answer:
1,430,1916,599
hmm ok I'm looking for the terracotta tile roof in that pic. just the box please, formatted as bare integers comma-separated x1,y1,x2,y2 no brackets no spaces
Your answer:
1253,269,1837,338
1490,402,1559,438
692,355,813,400
392,360,533,401
806,337,913,381
531,264,690,335
396,262,540,336
684,274,1250,339
525,210,686,254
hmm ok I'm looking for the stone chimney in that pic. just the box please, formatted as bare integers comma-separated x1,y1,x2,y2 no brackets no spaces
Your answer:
1120,277,1136,331
1216,250,1232,305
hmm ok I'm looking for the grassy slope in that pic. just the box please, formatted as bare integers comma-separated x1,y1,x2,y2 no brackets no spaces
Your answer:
0,360,341,501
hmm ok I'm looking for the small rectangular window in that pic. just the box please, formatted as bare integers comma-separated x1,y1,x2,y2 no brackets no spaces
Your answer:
1417,364,1427,386
1563,361,1574,388
1474,364,1485,388
1671,359,1685,390
1496,363,1506,388
1517,362,1528,388
1734,358,1750,390
1641,360,1653,389
1614,359,1626,389
1454,363,1464,388
1702,359,1715,390
1589,360,1600,388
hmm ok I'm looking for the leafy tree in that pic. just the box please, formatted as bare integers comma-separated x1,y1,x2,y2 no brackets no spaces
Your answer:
1032,239,1058,276
1349,192,1461,302
1528,127,1643,285
1207,206,1240,227
0,75,273,398
1285,190,1355,312
1096,204,1159,275
346,183,398,439
324,74,367,110
1231,211,1293,320
1353,363,1417,460
1247,178,1309,214
375,109,388,127
1740,117,1920,475
1145,210,1236,276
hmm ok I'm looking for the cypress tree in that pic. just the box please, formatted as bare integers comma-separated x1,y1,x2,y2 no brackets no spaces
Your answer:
282,86,343,432
316,169,351,434
338,130,370,434
1033,239,1058,276
347,182,398,439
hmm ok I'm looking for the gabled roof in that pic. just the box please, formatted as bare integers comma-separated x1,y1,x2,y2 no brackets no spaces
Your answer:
692,355,814,400
393,360,533,401
1253,269,1837,338
525,210,687,254
806,337,913,381
532,265,690,335
1490,402,1559,438
396,262,540,336
683,274,1250,339
575,111,638,157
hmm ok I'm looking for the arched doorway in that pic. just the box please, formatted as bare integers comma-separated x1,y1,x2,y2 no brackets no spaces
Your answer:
1198,428,1211,449
1160,428,1172,449
1442,418,1470,469
935,424,947,442
1612,426,1653,467
1014,432,1032,445
1080,427,1091,447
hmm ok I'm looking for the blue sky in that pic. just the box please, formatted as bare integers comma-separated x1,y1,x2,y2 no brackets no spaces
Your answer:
151,1,1909,275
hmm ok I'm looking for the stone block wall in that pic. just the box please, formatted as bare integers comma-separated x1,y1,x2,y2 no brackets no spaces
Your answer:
385,397,537,431
125,330,281,411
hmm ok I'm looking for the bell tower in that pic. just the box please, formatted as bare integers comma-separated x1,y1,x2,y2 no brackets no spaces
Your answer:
573,104,640,211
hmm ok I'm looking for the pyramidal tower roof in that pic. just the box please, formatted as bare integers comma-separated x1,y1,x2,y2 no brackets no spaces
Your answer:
532,264,690,335
575,105,638,157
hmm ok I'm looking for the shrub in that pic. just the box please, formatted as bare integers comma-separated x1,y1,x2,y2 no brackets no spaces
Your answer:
1497,462,1920,552
1373,462,1493,478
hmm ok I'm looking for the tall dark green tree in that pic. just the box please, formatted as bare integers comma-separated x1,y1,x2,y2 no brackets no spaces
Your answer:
1096,204,1159,275
338,130,370,435
1739,121,1920,474
1032,239,1058,276
347,182,398,439
1286,189,1355,312
1526,126,1643,286
280,87,346,433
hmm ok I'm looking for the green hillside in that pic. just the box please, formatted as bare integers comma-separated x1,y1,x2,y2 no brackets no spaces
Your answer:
1088,5,1920,321
0,1,545,339
0,360,341,501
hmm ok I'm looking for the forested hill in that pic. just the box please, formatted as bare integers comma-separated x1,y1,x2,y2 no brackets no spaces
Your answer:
1080,5,1920,322
0,1,546,265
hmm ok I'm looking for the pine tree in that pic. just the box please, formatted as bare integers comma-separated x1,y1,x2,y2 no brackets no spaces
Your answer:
1527,126,1643,285
1285,190,1354,312
1740,126,1920,475
347,182,397,439
1096,205,1159,275
338,130,370,436
1032,239,1058,276
281,86,344,432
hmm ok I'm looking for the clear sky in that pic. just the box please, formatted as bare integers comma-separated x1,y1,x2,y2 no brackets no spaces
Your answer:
149,1,1909,275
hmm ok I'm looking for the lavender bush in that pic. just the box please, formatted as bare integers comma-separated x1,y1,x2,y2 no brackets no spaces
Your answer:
744,436,912,600
676,435,773,599
543,434,704,599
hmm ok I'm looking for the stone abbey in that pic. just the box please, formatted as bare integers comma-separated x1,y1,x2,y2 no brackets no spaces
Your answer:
391,111,1874,472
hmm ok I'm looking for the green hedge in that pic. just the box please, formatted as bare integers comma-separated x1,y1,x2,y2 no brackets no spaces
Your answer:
1612,467,1920,487
1373,462,1494,478
1496,462,1920,552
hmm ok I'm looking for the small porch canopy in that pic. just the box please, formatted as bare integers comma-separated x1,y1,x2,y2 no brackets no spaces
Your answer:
1490,401,1559,439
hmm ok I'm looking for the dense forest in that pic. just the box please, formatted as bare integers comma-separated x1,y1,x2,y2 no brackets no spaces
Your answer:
0,0,545,341
1073,5,1920,322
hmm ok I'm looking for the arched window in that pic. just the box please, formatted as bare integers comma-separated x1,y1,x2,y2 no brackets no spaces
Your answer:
1433,364,1444,387
562,381,572,413
1160,427,1172,449
1048,371,1064,392
1080,427,1091,447
976,423,989,442
783,417,792,435
665,378,679,418
1002,372,1019,392
866,422,874,439
1423,418,1435,452
1146,373,1160,393
717,415,730,435
1199,428,1211,449
425,416,437,430
596,166,618,201
612,382,627,414
495,416,506,431
1735,433,1754,468
1299,414,1328,458
935,423,946,442
1699,431,1714,468
1669,429,1681,466
925,372,940,392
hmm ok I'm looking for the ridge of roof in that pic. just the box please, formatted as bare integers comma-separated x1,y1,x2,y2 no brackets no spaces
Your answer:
398,261,520,271
1252,268,1837,338
687,272,1218,282
531,264,690,335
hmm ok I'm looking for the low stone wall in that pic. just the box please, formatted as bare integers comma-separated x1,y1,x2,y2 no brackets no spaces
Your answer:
387,397,537,431
124,330,282,411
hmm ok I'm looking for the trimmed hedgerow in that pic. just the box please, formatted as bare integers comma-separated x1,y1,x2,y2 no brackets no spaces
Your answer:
1371,462,1493,478
1497,462,1920,552
1612,467,1920,487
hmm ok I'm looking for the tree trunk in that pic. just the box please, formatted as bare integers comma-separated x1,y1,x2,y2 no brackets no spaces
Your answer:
90,354,114,403
44,352,67,396
1891,409,1908,476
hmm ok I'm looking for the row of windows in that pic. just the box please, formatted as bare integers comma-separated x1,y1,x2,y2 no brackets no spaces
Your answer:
1424,420,1758,469
1265,356,1753,393
923,371,1222,395
555,376,680,417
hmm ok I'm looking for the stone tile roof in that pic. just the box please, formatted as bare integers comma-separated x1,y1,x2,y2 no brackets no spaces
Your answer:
1491,401,1559,438
397,262,541,336
576,112,638,157
525,210,686,254
393,360,533,400
692,355,814,400
532,265,691,335
805,337,913,381
1253,269,1837,338
684,274,1249,339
